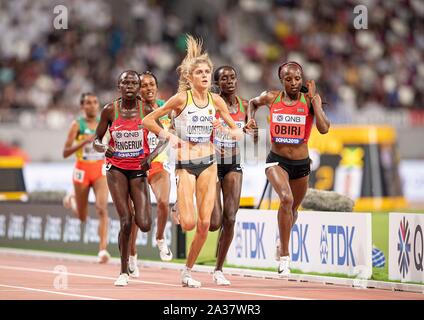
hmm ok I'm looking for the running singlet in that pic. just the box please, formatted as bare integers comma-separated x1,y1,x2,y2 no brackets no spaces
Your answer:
145,99,170,163
270,92,314,144
107,98,150,170
174,90,215,143
75,117,105,161
214,95,245,149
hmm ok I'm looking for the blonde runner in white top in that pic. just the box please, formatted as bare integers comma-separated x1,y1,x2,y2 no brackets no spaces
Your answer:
174,90,216,144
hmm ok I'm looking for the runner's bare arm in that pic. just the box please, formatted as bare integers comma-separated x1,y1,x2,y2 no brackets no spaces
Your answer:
143,93,185,141
247,90,278,123
62,121,90,158
305,80,330,134
141,138,169,170
93,103,115,156
212,93,243,140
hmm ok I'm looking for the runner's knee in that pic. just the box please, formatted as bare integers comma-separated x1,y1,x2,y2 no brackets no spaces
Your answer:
197,218,210,235
135,215,151,232
278,192,294,211
120,216,132,237
209,211,221,232
222,213,236,230
95,203,108,217
180,213,196,231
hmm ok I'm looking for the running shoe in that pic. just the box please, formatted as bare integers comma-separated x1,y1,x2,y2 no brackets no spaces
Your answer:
181,268,201,288
97,250,111,264
62,193,76,212
128,255,139,278
212,270,231,286
278,256,291,277
157,238,173,261
114,273,129,286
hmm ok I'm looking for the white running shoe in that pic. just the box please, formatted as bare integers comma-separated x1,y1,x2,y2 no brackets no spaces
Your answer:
97,250,111,264
128,255,139,278
62,193,77,212
181,268,201,288
114,273,129,286
278,256,291,277
157,238,173,261
213,270,231,286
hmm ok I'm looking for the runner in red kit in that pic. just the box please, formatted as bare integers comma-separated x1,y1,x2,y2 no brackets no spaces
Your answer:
209,66,248,286
93,70,165,286
245,61,330,276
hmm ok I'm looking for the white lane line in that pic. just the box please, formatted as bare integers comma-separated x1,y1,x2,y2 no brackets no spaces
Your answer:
0,284,115,300
0,265,311,300
198,286,310,300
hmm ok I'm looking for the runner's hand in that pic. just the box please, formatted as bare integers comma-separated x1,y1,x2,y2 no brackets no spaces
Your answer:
104,145,115,158
140,156,151,171
305,80,316,99
211,118,222,130
168,133,184,149
244,119,258,143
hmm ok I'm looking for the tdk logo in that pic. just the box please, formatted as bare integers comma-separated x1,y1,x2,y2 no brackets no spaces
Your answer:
319,225,356,266
291,224,309,263
234,222,266,259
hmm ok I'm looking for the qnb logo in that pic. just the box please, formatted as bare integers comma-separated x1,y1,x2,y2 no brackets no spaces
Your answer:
397,217,411,278
277,115,284,122
414,225,423,272
319,225,356,266
236,222,266,260
192,116,199,122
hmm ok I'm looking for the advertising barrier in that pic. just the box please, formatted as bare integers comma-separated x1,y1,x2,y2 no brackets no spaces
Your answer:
227,209,372,278
0,202,185,259
389,212,424,283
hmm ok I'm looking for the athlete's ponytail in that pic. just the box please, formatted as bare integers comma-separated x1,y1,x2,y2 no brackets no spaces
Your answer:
177,34,213,92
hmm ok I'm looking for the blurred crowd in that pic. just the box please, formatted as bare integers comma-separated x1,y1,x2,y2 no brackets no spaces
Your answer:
0,0,423,129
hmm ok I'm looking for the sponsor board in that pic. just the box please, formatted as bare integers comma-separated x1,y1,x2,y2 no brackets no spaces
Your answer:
227,209,372,278
0,202,183,260
389,213,424,283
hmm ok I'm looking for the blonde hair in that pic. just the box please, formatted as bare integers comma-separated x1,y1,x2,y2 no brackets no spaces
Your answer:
177,34,213,92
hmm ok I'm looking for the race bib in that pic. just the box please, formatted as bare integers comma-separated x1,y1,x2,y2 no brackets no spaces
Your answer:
147,131,159,153
271,113,306,144
185,115,214,143
73,168,85,183
112,129,144,158
214,120,244,148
